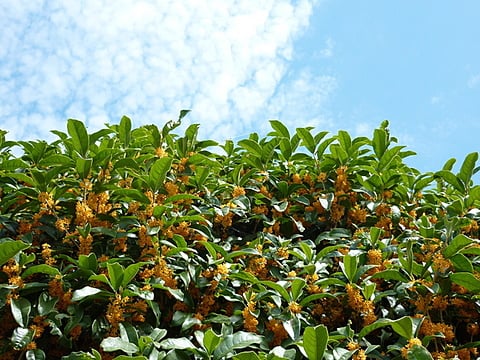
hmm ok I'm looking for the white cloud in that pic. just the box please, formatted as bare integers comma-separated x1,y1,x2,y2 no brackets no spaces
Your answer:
318,37,335,58
0,0,334,143
265,70,337,135
468,73,480,88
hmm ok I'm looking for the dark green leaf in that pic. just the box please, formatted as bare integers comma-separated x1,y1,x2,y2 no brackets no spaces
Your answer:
22,264,61,278
38,292,58,316
11,298,31,327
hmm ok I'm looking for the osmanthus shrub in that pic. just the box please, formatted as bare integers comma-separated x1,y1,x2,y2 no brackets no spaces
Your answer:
0,112,480,360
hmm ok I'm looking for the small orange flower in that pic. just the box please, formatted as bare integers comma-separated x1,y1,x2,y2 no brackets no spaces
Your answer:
232,186,246,197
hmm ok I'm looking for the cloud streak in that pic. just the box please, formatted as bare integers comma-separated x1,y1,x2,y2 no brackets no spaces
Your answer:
0,0,335,143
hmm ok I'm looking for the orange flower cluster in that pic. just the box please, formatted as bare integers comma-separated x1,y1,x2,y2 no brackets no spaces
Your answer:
106,294,129,333
41,243,56,265
246,256,269,279
419,316,455,342
401,338,422,359
346,283,377,326
266,319,288,346
48,276,72,311
232,186,246,198
2,259,23,289
242,300,259,333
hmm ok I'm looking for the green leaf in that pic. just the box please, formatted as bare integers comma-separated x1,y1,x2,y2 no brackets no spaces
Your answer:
442,158,456,171
291,278,306,301
119,115,132,147
11,298,32,327
79,253,98,272
370,269,409,283
107,262,125,291
59,351,99,360
72,286,104,301
233,352,261,360
358,316,413,339
284,317,302,341
443,234,473,258
435,170,464,193
303,325,328,360
202,328,222,355
0,240,30,266
450,272,480,292
296,128,316,154
340,254,358,283
67,119,90,157
458,152,478,187
450,253,474,273
122,262,148,288
213,331,264,359
37,292,58,316
113,189,151,204
372,128,388,158
38,154,74,167
0,158,30,171
159,337,196,350
119,322,139,345
270,120,290,138
261,280,291,302
76,157,93,179
238,139,263,158
378,146,403,171
22,264,61,278
149,157,173,191
337,130,352,152
101,337,139,354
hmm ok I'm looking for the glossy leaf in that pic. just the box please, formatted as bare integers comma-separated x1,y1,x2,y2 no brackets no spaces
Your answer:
303,325,328,360
450,272,480,292
213,331,264,359
358,316,414,339
11,297,31,327
67,119,90,157
0,240,30,266
100,337,139,354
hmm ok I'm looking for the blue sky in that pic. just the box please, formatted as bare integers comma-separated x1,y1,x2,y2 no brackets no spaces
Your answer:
1,0,479,175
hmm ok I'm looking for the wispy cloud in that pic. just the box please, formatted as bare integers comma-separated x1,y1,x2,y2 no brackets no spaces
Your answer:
317,37,334,58
468,73,480,88
0,0,334,143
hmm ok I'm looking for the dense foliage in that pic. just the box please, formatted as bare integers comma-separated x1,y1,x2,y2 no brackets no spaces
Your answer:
1,113,480,360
